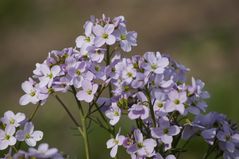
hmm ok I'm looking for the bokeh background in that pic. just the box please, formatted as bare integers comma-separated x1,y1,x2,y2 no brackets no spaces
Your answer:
0,0,239,158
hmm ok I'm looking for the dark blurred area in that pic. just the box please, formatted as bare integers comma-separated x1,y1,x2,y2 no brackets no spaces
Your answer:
0,0,239,158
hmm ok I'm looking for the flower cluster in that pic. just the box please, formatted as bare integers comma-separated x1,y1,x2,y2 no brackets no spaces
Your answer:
0,111,63,158
183,112,239,158
18,14,239,159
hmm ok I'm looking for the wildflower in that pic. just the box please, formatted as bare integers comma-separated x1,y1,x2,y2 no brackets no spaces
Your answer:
128,129,156,157
93,24,116,47
143,52,169,74
105,103,121,126
76,80,98,103
0,126,16,150
114,25,137,52
165,90,187,115
128,104,150,120
107,129,125,158
1,111,25,128
16,122,43,147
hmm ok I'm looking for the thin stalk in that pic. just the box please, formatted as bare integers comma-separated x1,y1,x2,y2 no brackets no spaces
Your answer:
71,86,90,159
55,95,80,127
106,45,118,159
29,102,41,121
145,86,156,127
80,114,90,159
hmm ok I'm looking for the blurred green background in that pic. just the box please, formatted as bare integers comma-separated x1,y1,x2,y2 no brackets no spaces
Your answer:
0,0,239,158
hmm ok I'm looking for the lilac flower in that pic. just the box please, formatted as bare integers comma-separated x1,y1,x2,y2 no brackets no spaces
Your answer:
165,90,187,115
76,80,98,103
152,90,167,115
143,52,169,74
217,124,239,153
121,64,137,84
128,129,156,157
128,104,150,120
88,46,106,63
28,143,62,159
16,122,43,147
0,126,16,150
131,72,149,89
114,25,137,52
105,103,121,126
39,65,61,87
151,119,180,150
93,24,116,47
19,80,47,105
106,129,125,158
76,21,95,48
67,62,87,88
1,111,25,127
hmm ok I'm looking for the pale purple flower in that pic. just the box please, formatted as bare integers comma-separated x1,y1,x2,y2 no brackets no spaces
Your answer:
16,122,43,147
152,89,167,115
128,104,150,120
151,119,180,150
131,72,149,89
76,80,98,103
143,52,169,74
0,126,16,150
114,25,137,52
28,143,61,158
76,21,95,48
93,24,116,47
217,124,239,153
19,80,47,105
1,111,25,128
121,64,137,84
88,46,106,63
105,103,121,126
67,62,87,88
165,90,187,115
128,129,156,157
39,65,61,87
201,128,217,145
106,129,125,158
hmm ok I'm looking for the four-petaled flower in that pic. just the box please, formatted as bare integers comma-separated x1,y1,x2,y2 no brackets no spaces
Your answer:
93,24,116,47
1,111,26,128
76,80,98,103
16,122,43,147
107,129,125,158
0,126,16,150
105,103,122,126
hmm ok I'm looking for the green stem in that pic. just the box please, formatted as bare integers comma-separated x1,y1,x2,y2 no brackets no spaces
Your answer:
80,114,90,159
106,45,118,159
71,86,90,159
29,102,41,121
145,86,156,127
55,95,80,127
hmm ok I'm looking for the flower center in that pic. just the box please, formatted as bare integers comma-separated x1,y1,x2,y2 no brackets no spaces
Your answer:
30,91,36,97
76,70,81,76
102,33,109,39
87,90,92,95
84,36,91,42
137,142,144,148
114,111,119,116
47,73,53,79
127,72,133,77
157,102,163,108
151,64,158,70
163,128,169,134
25,133,31,139
5,135,10,140
174,99,180,105
10,118,15,124
120,34,127,40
